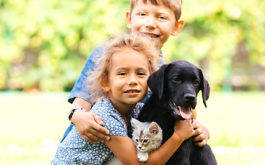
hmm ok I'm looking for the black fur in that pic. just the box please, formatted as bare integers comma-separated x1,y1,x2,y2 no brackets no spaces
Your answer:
137,60,217,165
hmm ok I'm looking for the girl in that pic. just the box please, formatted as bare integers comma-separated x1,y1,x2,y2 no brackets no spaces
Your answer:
52,34,194,164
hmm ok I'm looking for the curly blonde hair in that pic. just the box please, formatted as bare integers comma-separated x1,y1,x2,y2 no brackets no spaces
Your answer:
87,33,159,103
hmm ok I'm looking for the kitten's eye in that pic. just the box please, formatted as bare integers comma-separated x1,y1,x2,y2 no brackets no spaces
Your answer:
143,139,148,143
135,139,139,142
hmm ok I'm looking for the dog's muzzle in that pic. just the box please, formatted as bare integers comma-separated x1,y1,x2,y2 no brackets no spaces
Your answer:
169,100,192,120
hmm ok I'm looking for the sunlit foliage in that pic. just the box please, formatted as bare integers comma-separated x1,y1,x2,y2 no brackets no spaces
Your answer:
0,0,264,91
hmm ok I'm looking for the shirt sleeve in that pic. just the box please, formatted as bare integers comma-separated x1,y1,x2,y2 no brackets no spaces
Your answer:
102,112,128,137
91,100,128,137
68,46,104,104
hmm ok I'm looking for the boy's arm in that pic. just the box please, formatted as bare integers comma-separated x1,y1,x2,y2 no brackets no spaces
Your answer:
192,120,210,147
191,109,210,147
68,46,110,142
71,98,110,142
105,119,194,165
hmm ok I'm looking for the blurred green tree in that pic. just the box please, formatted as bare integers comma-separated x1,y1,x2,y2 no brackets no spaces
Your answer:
0,0,264,91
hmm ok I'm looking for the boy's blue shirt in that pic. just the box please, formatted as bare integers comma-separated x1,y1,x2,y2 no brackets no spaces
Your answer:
62,46,165,143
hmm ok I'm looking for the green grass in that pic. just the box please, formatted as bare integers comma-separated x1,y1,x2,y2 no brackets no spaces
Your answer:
0,92,70,165
195,92,265,165
1,92,265,164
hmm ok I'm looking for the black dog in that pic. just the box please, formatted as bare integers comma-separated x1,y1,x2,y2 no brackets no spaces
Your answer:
137,60,217,165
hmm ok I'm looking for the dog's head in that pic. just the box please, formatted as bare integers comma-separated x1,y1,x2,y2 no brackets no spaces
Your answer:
148,60,210,120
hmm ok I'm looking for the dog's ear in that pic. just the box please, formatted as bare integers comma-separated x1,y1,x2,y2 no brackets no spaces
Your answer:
199,69,210,107
148,64,168,101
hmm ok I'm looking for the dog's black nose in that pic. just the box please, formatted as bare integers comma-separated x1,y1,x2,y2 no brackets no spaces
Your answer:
184,93,195,101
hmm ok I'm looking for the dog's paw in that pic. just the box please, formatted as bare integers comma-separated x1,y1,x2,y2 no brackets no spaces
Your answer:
137,152,148,162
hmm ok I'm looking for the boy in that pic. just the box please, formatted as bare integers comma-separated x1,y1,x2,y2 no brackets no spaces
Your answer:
65,0,210,147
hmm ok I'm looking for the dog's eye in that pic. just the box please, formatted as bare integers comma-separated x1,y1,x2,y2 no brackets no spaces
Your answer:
193,80,200,86
173,78,182,84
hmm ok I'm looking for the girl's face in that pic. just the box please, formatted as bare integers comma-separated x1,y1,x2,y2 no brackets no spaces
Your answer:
104,47,150,112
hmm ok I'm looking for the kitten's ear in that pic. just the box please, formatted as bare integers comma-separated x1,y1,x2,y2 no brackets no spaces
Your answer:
149,122,159,135
130,118,139,128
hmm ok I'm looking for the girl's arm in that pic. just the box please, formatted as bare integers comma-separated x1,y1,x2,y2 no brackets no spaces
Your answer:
105,119,194,165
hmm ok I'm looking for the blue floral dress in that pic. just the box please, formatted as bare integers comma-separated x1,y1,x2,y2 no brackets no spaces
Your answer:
52,99,142,165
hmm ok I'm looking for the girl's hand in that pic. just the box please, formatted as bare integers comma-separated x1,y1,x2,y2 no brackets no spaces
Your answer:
173,119,194,142
72,111,110,142
192,120,210,147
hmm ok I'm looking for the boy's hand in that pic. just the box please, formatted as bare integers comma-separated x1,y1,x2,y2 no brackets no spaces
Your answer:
192,120,210,147
72,110,110,142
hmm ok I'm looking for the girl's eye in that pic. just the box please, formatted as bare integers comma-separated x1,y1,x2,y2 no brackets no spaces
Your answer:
138,72,145,76
118,72,126,76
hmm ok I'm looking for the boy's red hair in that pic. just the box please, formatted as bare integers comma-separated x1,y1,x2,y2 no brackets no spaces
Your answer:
130,0,183,21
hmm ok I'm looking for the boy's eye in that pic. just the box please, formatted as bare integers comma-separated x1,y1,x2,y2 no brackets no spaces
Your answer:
138,12,146,16
159,16,166,20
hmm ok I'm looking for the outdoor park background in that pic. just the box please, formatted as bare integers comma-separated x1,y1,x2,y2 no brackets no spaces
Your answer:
0,0,264,164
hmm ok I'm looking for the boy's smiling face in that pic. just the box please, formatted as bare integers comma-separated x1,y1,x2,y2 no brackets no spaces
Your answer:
126,0,184,49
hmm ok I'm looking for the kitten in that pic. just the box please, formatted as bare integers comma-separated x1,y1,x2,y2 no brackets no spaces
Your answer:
108,118,162,165
108,156,123,165
131,118,163,162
